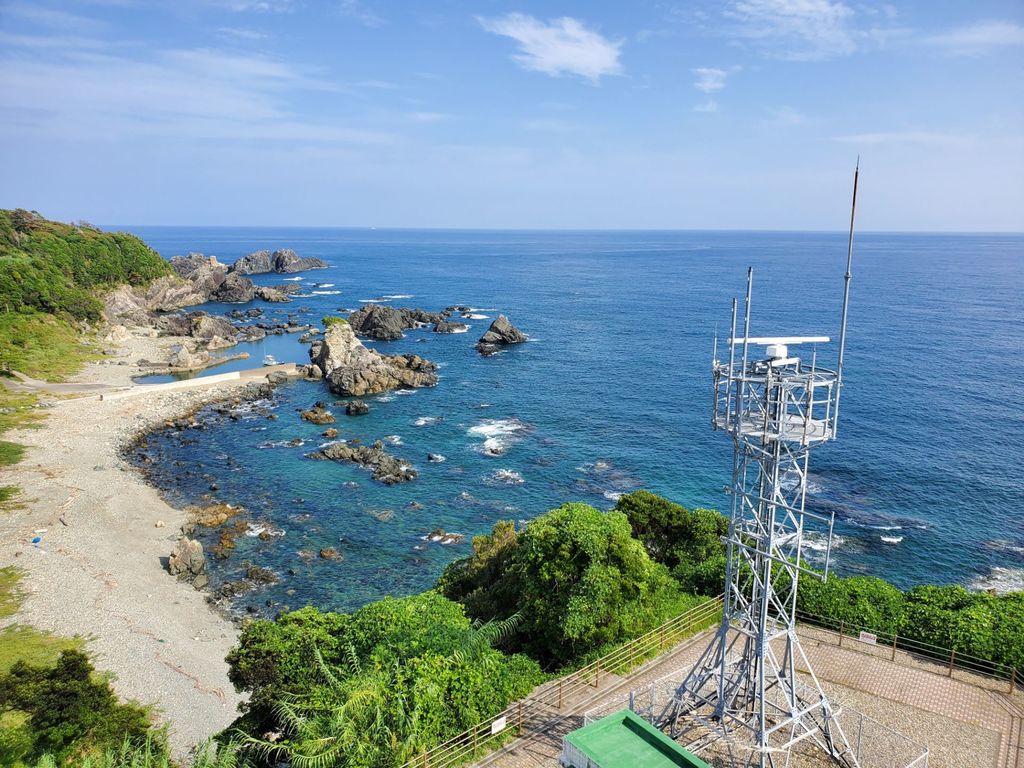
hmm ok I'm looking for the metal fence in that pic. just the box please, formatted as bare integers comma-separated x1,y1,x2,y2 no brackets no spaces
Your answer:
794,608,1023,695
400,597,723,768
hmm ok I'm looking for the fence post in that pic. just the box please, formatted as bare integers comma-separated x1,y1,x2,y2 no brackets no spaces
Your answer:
558,678,563,709
595,660,601,688
839,621,844,647
1010,667,1016,695
517,701,523,733
891,633,898,661
660,626,666,652
948,649,956,677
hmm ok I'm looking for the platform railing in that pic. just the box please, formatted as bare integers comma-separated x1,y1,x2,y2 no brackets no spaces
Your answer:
794,607,1022,695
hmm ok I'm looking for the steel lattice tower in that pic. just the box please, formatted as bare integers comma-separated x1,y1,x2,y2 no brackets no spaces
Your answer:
663,166,861,768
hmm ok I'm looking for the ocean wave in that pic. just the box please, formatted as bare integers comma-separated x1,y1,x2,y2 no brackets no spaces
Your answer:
317,283,335,288
880,535,903,544
395,389,416,396
466,313,489,320
447,326,470,333
383,294,414,299
245,523,285,538
259,438,307,449
282,276,303,281
467,417,533,456
969,567,1024,594
485,469,524,485
312,290,341,295
413,416,443,427
603,490,623,502
377,395,395,402
384,435,403,446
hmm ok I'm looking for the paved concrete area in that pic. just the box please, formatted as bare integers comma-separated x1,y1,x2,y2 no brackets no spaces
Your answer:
471,625,1024,768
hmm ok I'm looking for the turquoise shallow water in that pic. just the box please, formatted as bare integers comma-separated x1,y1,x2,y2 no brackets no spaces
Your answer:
121,228,1024,615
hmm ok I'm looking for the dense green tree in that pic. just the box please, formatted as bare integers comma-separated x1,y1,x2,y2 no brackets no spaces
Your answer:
440,503,695,666
226,592,543,767
0,651,156,765
612,491,728,595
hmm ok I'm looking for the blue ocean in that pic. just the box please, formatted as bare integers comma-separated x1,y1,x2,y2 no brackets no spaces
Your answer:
122,228,1024,615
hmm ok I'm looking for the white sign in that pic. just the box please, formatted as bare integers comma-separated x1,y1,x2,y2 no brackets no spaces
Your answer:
491,716,507,735
858,631,877,645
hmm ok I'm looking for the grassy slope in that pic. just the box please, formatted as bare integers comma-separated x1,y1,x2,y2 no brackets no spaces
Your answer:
0,210,171,511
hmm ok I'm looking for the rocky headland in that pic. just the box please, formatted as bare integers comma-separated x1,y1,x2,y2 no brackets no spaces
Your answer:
307,320,438,396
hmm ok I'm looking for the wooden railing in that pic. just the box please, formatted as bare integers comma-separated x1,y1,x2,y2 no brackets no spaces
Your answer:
401,597,723,768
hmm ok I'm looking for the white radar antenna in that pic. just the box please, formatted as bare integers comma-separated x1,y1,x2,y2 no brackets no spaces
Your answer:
663,162,861,768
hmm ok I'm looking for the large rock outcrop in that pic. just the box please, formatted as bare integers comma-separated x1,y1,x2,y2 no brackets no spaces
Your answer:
168,537,207,589
309,321,438,396
229,249,328,275
476,314,528,355
347,304,446,341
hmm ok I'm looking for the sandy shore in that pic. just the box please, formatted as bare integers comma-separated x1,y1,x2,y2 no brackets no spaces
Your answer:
0,332,268,754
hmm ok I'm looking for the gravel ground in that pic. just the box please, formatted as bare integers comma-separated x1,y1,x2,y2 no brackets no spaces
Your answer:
0,331,260,756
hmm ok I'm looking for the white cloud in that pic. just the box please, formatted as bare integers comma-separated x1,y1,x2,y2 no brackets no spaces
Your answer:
226,0,295,12
217,27,269,41
1,3,107,33
478,13,623,84
692,67,729,93
0,41,392,145
694,99,719,113
338,0,386,28
725,0,858,59
833,131,975,148
925,21,1024,54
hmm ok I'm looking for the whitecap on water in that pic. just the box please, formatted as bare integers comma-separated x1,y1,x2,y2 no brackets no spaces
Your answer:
467,417,533,456
383,294,414,299
466,313,489,320
312,290,341,295
969,567,1024,594
485,469,524,485
395,389,416,396
384,435,403,446
603,490,623,502
880,535,903,544
283,277,303,281
413,416,442,427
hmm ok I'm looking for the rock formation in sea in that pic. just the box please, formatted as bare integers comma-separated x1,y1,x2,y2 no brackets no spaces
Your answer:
347,304,446,341
309,320,438,396
433,319,469,334
300,402,336,424
228,249,328,275
308,440,417,484
476,314,528,355
168,537,208,589
346,399,370,416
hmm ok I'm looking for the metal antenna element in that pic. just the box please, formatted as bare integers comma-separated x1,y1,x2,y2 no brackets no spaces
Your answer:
833,159,859,436
660,167,863,768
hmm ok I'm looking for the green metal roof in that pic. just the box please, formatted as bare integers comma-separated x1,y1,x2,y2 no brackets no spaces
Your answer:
564,709,713,768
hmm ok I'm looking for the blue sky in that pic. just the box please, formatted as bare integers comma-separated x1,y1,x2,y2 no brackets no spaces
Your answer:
0,1,1021,230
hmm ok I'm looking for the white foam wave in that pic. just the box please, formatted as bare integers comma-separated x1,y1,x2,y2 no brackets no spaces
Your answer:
395,389,416,396
245,524,285,538
466,313,488,320
377,395,395,402
487,469,524,485
603,490,623,502
383,294,414,299
969,567,1024,594
384,435,403,446
448,326,469,333
282,277,303,281
318,283,335,288
880,535,903,544
312,290,341,295
467,418,532,456
413,416,442,427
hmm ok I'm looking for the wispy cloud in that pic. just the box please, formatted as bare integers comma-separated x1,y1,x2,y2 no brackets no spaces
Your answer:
338,0,386,28
217,27,269,41
410,111,447,123
0,39,392,145
692,67,730,93
224,0,295,12
925,21,1024,54
833,131,975,148
478,13,623,84
725,0,862,60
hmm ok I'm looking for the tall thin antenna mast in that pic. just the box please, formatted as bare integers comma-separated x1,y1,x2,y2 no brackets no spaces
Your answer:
833,159,859,435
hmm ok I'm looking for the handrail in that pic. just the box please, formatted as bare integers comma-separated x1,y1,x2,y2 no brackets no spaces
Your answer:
794,608,1021,693
400,597,723,768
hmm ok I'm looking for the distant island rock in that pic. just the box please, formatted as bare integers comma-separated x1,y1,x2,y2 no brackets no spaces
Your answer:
228,248,328,275
476,314,528,355
309,319,438,396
